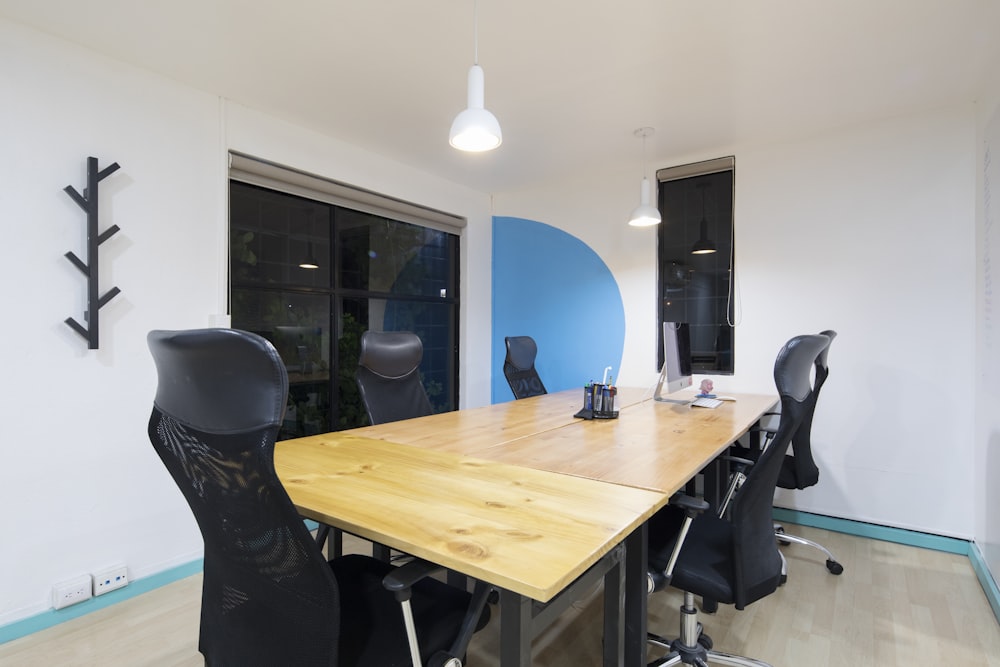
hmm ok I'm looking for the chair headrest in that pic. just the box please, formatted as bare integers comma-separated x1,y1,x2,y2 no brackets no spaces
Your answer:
358,331,423,379
504,336,538,371
147,328,288,434
773,334,831,402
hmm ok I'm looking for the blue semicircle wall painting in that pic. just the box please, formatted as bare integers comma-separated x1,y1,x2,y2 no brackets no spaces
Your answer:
492,216,626,403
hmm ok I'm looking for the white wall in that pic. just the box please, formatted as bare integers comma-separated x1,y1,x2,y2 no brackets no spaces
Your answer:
0,19,492,626
739,110,976,536
498,106,979,539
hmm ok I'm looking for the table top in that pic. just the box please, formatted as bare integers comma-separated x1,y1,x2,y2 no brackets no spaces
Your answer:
351,388,777,494
348,386,651,454
274,387,775,604
274,434,668,602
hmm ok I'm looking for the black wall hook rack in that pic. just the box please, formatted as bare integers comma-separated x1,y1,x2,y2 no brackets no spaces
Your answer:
64,156,122,349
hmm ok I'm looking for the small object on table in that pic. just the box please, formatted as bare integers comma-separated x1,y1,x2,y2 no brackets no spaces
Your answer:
698,379,715,398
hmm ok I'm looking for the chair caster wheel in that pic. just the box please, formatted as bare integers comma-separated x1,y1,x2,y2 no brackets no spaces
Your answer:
779,573,787,585
697,633,714,650
826,559,844,575
428,652,462,667
775,526,791,546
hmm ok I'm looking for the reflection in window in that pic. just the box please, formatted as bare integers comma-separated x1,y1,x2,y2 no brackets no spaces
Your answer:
230,181,459,438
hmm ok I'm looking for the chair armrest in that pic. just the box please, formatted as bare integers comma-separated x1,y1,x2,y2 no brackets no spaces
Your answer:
716,454,754,518
382,558,445,598
668,491,710,515
382,558,447,667
648,493,709,593
745,425,778,452
382,559,493,667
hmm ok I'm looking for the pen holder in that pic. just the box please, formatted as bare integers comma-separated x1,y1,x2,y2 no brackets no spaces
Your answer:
573,383,619,420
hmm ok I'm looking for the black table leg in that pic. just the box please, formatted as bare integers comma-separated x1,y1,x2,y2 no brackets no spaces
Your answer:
623,523,648,667
499,588,532,666
602,548,625,666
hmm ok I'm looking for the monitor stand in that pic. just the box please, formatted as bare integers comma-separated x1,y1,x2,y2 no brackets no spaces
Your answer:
653,394,691,405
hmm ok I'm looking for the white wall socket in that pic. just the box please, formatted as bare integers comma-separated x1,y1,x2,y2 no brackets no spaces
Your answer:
52,575,93,610
92,564,129,596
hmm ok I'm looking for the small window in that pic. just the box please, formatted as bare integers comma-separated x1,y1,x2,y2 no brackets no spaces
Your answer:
656,157,735,374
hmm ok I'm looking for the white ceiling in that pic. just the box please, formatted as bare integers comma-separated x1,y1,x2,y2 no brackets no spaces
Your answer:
2,0,998,193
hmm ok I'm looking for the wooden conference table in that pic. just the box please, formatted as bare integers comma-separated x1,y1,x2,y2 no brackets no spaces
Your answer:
274,388,776,666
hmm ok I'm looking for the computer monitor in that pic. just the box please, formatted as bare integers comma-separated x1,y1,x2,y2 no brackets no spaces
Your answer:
654,321,693,403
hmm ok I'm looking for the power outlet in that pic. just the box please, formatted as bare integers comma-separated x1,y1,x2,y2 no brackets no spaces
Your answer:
92,564,129,596
52,575,93,610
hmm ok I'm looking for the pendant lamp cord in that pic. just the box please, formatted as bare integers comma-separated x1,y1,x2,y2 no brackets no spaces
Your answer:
473,0,479,65
641,132,647,179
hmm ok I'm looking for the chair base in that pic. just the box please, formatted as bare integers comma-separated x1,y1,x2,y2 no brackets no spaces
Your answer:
774,525,844,575
650,648,773,667
648,593,772,667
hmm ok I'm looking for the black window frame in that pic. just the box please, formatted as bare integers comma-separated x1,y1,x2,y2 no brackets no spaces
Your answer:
228,155,462,438
655,157,736,375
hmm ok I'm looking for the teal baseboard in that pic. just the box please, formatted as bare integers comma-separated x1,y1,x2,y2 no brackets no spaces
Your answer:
1,521,322,645
969,543,1000,624
0,559,203,644
772,508,970,554
773,507,1000,626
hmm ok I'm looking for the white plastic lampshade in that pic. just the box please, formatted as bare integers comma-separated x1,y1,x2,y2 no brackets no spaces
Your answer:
628,177,661,226
450,65,502,152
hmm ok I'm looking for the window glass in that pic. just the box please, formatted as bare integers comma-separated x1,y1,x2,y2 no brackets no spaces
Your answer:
230,181,459,438
656,162,735,374
338,210,456,297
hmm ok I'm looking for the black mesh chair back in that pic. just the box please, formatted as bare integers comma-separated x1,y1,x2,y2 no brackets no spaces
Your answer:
356,331,433,425
778,329,836,490
649,333,831,610
147,328,342,665
147,328,488,666
727,333,830,607
503,335,547,399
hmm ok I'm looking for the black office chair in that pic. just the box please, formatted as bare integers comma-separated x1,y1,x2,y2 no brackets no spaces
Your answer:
356,330,434,425
502,335,547,399
645,333,831,667
342,330,435,560
147,328,490,667
724,330,843,577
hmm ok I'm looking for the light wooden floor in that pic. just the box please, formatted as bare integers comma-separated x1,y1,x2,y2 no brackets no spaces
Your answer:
2,526,998,666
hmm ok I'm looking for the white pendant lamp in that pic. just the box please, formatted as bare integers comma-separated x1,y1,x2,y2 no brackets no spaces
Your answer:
450,0,502,152
628,127,661,227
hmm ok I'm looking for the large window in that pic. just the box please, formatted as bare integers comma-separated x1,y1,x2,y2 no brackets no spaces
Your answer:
229,156,461,438
656,157,735,374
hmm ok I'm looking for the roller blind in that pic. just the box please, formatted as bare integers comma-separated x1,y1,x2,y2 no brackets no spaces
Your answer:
656,156,735,183
229,152,466,234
